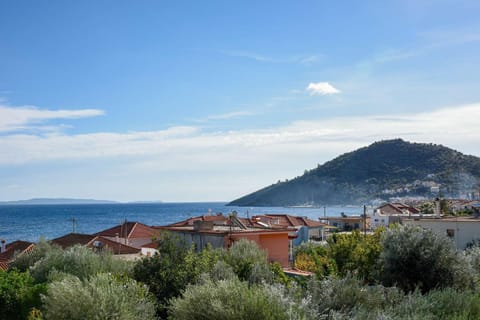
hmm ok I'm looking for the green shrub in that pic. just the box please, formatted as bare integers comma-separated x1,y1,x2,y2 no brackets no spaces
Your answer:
10,239,60,272
30,245,131,283
0,270,46,320
132,232,223,318
42,273,156,320
379,224,468,293
224,239,271,283
168,278,309,320
307,275,404,317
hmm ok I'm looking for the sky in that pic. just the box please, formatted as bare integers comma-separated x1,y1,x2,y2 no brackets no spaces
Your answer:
1,0,480,202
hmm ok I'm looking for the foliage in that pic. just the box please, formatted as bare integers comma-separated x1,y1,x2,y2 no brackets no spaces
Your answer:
307,274,404,317
224,239,271,283
379,224,470,293
42,273,156,320
327,229,383,282
132,232,223,318
294,242,335,278
0,270,46,320
168,277,310,320
10,239,60,272
29,245,131,283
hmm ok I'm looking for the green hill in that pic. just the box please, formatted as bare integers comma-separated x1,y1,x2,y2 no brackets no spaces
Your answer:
228,139,480,206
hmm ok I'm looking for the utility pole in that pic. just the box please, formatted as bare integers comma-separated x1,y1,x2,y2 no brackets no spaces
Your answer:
363,205,367,237
70,217,77,234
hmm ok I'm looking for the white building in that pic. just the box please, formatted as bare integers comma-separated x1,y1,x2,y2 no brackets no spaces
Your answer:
407,217,480,249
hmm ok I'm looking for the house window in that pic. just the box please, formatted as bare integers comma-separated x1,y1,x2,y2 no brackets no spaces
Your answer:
374,219,379,222
446,229,455,238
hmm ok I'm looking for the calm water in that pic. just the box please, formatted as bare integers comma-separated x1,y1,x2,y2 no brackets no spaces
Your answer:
0,202,363,243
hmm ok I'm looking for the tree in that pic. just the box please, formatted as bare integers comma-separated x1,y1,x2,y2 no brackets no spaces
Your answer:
327,229,383,282
379,224,469,293
42,273,156,320
0,270,45,320
224,239,271,283
132,232,222,318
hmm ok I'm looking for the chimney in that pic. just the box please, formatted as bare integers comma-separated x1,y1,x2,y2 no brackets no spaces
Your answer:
1,239,6,253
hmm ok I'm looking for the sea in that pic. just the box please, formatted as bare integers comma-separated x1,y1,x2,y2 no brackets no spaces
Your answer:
0,202,363,243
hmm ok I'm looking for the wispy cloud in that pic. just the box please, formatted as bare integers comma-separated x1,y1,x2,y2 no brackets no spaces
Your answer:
0,104,104,133
0,103,478,166
205,110,254,120
223,50,323,65
306,82,341,95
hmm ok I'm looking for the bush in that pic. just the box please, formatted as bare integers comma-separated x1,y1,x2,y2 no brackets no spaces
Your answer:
168,278,309,320
294,242,336,278
379,224,467,293
42,273,156,320
224,239,271,283
307,275,404,317
327,229,383,282
132,232,222,318
10,239,60,272
30,245,131,283
0,270,46,320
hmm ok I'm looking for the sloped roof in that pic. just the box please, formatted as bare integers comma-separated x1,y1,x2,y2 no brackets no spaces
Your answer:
0,240,35,262
378,203,419,214
94,221,157,239
254,214,325,228
141,241,160,249
51,233,96,248
0,260,9,271
167,215,230,227
51,233,140,255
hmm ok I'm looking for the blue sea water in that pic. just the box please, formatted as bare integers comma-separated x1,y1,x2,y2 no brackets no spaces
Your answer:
0,203,363,243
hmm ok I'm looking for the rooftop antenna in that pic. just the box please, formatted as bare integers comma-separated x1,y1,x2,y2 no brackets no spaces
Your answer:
70,217,77,234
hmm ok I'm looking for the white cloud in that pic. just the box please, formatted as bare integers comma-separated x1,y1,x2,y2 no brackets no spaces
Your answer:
306,82,341,95
1,103,479,201
205,110,254,121
0,104,104,133
0,103,479,166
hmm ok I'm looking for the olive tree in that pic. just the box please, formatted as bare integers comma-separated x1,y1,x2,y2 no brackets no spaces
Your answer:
379,224,471,293
42,273,156,320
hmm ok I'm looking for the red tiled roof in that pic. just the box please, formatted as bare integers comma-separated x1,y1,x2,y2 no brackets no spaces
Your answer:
51,233,97,249
0,240,35,262
94,221,157,239
253,214,325,228
0,260,9,271
141,241,160,249
167,215,229,227
50,233,140,255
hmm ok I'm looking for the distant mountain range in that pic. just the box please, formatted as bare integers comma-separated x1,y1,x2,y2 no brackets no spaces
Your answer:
0,198,119,205
228,139,480,206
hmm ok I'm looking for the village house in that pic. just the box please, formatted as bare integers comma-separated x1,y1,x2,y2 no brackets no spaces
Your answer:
0,239,35,271
94,221,158,248
324,215,370,232
50,233,141,258
406,216,480,249
157,213,291,267
371,202,420,229
249,214,328,243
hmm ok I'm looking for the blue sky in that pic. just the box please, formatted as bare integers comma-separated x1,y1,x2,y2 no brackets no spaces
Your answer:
1,0,480,201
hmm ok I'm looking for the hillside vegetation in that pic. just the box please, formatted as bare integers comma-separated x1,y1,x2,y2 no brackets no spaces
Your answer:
229,139,480,206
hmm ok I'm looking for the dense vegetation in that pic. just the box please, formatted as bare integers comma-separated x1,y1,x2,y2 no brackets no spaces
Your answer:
229,139,480,206
2,226,480,319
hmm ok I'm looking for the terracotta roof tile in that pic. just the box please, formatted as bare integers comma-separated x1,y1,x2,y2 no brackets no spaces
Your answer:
94,221,157,239
50,233,140,255
0,240,35,262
